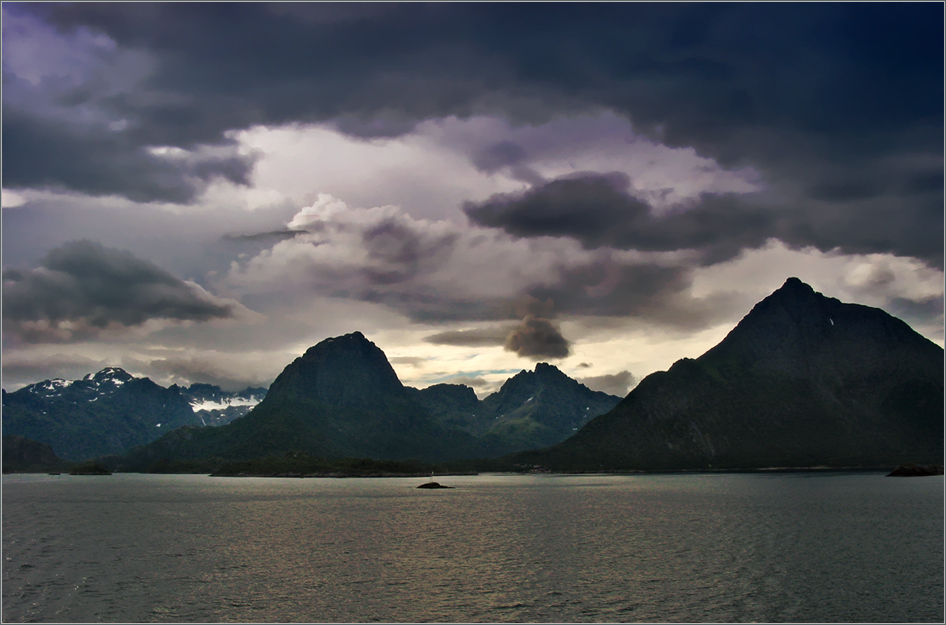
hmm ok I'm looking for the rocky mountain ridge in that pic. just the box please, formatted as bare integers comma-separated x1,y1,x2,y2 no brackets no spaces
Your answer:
2,369,266,461
113,332,622,470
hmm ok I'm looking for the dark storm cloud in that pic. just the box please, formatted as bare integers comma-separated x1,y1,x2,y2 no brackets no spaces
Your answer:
464,173,772,265
2,240,235,342
465,173,945,269
527,261,744,331
2,106,256,204
504,315,570,360
8,3,938,264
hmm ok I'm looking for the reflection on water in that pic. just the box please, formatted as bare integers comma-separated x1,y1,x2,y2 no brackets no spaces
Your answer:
2,472,943,622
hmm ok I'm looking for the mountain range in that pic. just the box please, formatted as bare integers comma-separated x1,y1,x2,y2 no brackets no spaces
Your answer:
114,334,619,470
3,344,618,466
2,370,266,461
4,278,941,472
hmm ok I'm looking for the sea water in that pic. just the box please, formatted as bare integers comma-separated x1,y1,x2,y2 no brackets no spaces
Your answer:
2,472,943,623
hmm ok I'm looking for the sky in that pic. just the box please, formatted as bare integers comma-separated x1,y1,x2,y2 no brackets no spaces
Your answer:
2,3,943,397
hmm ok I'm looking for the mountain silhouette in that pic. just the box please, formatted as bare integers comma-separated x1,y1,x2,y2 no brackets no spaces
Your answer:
515,278,944,470
120,332,483,468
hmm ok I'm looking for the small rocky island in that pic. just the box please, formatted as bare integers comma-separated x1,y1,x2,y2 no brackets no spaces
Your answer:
886,463,945,477
417,481,453,489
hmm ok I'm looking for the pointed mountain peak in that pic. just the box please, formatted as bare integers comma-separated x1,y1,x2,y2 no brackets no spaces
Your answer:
738,277,836,323
704,277,938,375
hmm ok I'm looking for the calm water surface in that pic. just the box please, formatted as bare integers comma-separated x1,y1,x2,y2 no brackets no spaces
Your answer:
2,472,943,623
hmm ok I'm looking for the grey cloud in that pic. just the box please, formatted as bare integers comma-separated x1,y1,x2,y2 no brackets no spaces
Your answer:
469,140,545,186
471,141,528,173
2,240,235,343
0,353,108,391
527,260,745,331
578,370,637,397
465,173,764,263
361,219,458,286
884,296,945,326
423,326,512,348
389,356,426,368
515,295,556,319
144,357,273,392
465,173,944,269
223,230,304,243
504,315,570,360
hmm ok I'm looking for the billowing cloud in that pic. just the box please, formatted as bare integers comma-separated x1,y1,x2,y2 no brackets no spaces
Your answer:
578,370,637,397
227,194,746,330
3,240,237,343
465,172,944,269
504,315,570,360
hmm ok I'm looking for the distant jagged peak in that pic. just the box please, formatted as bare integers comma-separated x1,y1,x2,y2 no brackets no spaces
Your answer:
533,362,570,380
83,367,135,385
29,378,73,394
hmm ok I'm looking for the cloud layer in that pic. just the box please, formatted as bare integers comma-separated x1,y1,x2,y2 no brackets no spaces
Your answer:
3,240,236,343
4,4,940,251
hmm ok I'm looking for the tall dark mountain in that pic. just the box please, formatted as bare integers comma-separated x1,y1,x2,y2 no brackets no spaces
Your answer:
119,332,483,469
2,368,200,461
517,278,944,471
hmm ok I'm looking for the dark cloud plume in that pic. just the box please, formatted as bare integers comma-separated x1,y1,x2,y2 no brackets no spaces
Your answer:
504,315,570,359
2,240,234,343
578,370,637,397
